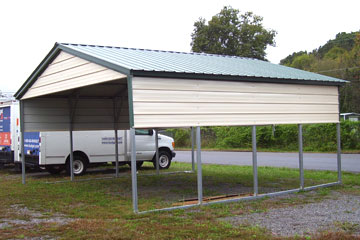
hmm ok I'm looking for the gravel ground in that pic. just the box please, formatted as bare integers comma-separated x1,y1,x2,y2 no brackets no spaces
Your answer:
0,204,73,230
222,193,360,237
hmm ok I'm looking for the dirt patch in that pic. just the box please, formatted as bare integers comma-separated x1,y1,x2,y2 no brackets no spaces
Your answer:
221,192,360,237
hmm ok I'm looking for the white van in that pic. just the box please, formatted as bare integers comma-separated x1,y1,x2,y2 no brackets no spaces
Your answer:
0,101,176,175
15,129,175,175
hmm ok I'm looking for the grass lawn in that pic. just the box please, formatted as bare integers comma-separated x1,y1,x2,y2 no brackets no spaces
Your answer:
0,162,359,239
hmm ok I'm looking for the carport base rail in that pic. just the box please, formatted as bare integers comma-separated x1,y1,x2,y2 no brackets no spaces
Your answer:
138,181,340,214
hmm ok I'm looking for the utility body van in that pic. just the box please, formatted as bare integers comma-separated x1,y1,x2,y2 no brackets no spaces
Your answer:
0,101,19,169
0,101,176,175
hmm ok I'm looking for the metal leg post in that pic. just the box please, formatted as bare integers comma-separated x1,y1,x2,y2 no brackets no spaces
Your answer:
69,128,74,181
252,126,258,196
130,128,138,213
337,123,342,184
124,130,128,161
114,129,119,178
298,124,304,190
155,129,159,175
196,126,203,204
20,101,26,185
191,127,195,172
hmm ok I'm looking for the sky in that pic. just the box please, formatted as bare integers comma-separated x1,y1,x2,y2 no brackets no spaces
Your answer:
1,0,359,93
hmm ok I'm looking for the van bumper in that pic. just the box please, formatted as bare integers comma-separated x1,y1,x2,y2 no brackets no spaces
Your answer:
171,151,176,158
16,154,40,168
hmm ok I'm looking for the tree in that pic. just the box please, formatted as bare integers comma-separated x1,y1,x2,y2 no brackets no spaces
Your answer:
290,54,315,71
280,51,308,66
191,6,277,60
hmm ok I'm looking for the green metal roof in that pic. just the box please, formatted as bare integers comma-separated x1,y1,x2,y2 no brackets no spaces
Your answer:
15,42,346,99
58,43,346,83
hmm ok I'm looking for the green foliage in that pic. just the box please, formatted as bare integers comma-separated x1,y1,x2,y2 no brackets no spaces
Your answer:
172,121,360,151
316,32,357,58
280,51,307,66
324,46,346,60
167,128,190,147
191,6,277,60
290,54,315,71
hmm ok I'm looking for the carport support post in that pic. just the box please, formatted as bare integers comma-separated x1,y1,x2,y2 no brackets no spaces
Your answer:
130,128,138,213
68,98,75,182
196,126,203,204
113,97,120,178
114,129,119,178
155,129,159,175
252,126,258,196
337,123,342,184
20,101,26,185
298,124,304,190
69,125,74,181
191,127,195,172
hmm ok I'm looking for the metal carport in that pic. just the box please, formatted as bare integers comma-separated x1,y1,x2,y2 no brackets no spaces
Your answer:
15,42,346,213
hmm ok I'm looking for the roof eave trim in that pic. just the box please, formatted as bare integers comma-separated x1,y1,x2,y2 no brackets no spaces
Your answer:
15,43,133,100
14,43,61,99
58,44,131,76
132,70,347,86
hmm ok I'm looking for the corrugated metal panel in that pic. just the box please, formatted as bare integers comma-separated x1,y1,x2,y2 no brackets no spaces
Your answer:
133,114,339,128
132,77,339,128
59,43,346,83
21,51,127,100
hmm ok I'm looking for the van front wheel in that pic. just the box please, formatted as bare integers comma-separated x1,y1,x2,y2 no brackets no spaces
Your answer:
153,151,171,169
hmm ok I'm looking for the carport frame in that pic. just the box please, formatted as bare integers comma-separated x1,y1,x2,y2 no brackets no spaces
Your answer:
15,42,345,214
136,123,342,214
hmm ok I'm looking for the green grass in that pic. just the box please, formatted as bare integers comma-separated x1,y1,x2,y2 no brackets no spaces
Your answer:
0,163,359,239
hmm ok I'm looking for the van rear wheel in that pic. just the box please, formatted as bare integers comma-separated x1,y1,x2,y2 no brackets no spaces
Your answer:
66,156,88,176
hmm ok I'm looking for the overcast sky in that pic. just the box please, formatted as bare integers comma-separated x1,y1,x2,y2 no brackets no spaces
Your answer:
1,0,359,92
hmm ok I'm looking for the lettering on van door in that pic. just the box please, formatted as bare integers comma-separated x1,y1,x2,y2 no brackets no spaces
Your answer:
101,137,123,144
0,107,11,146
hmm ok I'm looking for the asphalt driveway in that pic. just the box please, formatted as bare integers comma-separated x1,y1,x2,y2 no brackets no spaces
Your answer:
173,151,360,172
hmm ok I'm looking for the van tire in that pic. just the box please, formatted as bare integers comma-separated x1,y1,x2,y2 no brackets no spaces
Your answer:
45,165,64,175
66,156,88,176
153,151,171,169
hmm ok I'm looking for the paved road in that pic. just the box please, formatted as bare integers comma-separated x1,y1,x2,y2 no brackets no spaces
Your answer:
173,151,360,172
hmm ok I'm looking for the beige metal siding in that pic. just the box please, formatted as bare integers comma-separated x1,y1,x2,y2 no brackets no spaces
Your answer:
21,51,126,99
132,77,339,128
23,98,129,132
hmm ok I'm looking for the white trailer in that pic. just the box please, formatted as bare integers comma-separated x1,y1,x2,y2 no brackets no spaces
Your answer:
1,101,176,175
0,100,19,168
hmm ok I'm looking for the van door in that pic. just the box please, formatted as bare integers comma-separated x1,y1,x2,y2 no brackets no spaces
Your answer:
135,129,155,160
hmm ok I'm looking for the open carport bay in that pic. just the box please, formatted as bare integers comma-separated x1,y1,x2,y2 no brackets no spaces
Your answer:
174,151,360,172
